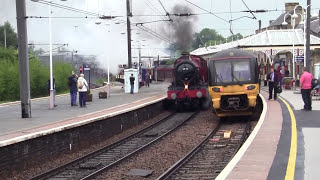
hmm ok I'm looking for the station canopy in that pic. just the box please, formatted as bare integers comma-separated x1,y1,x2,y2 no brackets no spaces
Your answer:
137,48,170,59
191,29,320,56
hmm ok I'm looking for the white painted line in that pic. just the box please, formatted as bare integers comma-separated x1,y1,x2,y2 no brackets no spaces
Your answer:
0,95,166,147
216,93,268,180
0,86,107,108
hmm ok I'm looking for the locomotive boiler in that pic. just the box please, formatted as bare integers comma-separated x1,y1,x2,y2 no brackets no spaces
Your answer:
166,52,210,110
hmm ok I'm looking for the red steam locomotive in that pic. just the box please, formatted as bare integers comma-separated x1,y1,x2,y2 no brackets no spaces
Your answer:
166,52,210,110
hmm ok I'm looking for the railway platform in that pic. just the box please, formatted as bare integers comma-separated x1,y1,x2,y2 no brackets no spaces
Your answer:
0,82,168,145
218,87,320,180
2,82,320,179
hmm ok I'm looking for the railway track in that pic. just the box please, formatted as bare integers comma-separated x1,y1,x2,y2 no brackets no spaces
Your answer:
157,119,250,180
30,111,198,180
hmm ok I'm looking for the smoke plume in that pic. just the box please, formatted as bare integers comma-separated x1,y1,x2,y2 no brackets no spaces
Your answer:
160,4,198,52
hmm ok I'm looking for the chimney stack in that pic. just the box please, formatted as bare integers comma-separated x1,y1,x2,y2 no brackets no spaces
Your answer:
285,2,299,13
259,20,262,32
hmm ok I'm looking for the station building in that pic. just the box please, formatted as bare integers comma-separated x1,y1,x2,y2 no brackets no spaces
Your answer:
192,2,320,84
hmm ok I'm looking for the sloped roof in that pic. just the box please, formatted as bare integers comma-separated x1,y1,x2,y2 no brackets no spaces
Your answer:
310,19,320,34
269,10,294,27
139,48,170,58
191,29,320,56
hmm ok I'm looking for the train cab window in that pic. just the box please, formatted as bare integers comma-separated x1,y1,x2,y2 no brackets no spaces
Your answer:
209,59,253,86
233,61,251,81
215,62,232,83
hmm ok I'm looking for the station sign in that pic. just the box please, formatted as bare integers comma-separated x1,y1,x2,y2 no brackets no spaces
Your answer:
83,64,90,71
295,56,304,62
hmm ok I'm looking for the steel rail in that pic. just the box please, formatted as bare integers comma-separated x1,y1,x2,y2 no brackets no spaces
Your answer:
30,111,199,180
157,119,251,180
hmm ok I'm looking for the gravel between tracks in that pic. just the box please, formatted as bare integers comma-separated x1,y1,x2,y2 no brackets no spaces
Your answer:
7,111,172,180
97,110,219,180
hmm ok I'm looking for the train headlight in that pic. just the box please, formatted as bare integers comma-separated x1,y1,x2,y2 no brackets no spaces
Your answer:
196,91,203,98
246,85,256,90
212,87,222,92
171,93,177,100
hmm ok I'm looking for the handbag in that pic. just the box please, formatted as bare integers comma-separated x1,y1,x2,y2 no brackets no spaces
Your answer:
276,85,282,93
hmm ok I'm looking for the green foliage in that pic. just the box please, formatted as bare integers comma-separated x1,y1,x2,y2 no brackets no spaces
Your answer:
0,56,20,101
227,33,243,42
53,61,73,93
0,47,73,101
192,28,225,49
166,58,176,65
29,52,49,98
96,77,108,85
284,78,292,85
0,21,18,49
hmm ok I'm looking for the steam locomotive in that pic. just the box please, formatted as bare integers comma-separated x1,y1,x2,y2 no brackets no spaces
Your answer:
166,52,210,110
208,49,260,118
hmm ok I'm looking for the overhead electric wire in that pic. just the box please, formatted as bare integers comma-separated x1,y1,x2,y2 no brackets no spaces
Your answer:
38,1,98,17
144,0,175,28
136,25,172,43
131,8,288,17
28,43,68,46
158,0,173,22
137,25,171,43
241,0,257,19
145,0,168,21
41,44,68,54
27,16,97,19
185,0,228,23
132,19,171,25
36,0,124,19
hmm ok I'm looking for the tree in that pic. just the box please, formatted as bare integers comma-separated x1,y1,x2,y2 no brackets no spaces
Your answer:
192,28,224,49
227,33,243,42
0,21,18,49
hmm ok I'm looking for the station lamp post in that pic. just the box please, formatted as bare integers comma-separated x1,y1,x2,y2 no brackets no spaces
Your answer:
95,10,118,97
31,0,68,109
282,13,297,81
292,5,318,68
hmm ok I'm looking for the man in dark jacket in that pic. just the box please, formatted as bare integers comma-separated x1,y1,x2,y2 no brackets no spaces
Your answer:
68,73,78,106
267,67,279,100
130,74,135,94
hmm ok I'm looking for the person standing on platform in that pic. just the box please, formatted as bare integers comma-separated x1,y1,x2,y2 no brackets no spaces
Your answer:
77,73,88,107
267,67,279,100
300,67,313,111
145,73,150,87
68,72,78,106
130,74,135,94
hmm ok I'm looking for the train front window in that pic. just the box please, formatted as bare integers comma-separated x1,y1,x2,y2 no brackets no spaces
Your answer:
209,59,252,85
233,61,251,82
215,62,232,83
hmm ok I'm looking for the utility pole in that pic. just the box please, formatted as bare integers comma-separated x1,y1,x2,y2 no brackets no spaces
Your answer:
126,0,132,68
4,26,6,49
306,0,311,72
16,0,31,118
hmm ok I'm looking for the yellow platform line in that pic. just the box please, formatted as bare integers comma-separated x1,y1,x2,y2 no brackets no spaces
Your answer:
279,97,297,180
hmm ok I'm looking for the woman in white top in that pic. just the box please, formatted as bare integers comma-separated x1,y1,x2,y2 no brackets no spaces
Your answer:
77,74,88,107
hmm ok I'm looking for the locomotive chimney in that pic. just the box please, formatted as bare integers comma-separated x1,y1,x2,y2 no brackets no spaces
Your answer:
181,52,190,56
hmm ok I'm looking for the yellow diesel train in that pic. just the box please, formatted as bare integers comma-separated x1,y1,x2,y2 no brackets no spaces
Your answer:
208,49,260,118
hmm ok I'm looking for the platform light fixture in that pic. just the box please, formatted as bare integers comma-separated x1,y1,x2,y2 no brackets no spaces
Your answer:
282,13,296,81
30,0,68,109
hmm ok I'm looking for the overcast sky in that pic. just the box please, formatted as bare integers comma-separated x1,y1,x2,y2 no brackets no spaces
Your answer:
0,0,320,73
